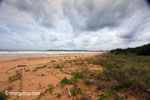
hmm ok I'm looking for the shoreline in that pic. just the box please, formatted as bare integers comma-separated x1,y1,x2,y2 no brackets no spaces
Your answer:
0,51,149,100
0,52,103,62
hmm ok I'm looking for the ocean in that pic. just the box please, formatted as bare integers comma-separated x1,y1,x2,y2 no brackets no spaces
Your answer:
0,50,101,61
0,50,100,55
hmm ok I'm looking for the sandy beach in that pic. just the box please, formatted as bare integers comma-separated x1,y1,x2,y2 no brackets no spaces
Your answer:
1,0,150,99
0,52,103,100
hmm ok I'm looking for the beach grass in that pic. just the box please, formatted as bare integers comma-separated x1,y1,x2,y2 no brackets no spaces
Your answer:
84,53,150,99
0,91,9,100
32,65,47,72
60,77,72,87
8,71,22,82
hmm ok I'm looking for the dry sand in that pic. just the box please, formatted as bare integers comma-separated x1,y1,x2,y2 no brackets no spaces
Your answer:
0,52,103,100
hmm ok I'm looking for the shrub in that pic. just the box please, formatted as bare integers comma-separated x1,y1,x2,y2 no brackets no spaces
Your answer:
0,91,8,100
82,78,93,85
45,84,54,94
97,94,110,100
72,72,84,78
111,43,150,55
96,67,150,98
71,88,77,96
86,52,150,99
60,77,72,87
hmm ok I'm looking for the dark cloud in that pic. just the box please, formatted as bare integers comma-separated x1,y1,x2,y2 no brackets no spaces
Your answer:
0,0,2,3
145,0,150,7
4,0,59,28
0,0,150,50
120,32,137,40
62,0,147,32
117,11,150,43
0,0,3,7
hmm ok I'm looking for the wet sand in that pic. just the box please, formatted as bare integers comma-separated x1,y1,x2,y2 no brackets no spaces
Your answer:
0,52,103,100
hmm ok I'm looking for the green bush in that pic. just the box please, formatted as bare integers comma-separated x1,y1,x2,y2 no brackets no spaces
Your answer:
71,88,77,96
85,52,150,99
60,77,72,86
82,78,93,85
71,72,84,78
0,91,8,100
96,67,150,98
97,94,109,100
111,43,150,55
48,84,54,94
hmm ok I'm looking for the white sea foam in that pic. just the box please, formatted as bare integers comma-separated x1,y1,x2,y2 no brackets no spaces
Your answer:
0,51,95,55
0,50,100,61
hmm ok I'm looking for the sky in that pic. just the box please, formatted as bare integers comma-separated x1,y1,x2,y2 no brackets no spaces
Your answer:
0,0,150,50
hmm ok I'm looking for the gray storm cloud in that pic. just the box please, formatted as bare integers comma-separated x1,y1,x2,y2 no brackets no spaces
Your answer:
0,0,150,50
62,0,148,31
4,0,60,28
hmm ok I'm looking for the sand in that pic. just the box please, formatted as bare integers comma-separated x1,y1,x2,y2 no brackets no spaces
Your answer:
0,52,103,100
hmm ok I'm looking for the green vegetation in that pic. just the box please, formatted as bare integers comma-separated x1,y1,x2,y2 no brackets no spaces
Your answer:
71,69,94,86
82,77,93,85
60,77,72,87
73,58,86,66
46,84,54,94
71,71,84,78
59,68,70,74
57,44,150,99
8,71,22,82
86,53,150,69
32,65,47,72
84,44,150,99
97,94,110,100
36,84,54,100
71,88,77,96
111,43,150,55
65,58,86,66
88,54,150,99
19,78,23,92
53,64,61,68
41,43,150,100
0,91,8,100
70,85,90,99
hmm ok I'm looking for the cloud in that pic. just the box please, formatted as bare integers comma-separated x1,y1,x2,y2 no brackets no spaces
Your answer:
0,0,3,4
145,0,150,7
0,0,150,50
4,0,62,28
62,0,148,31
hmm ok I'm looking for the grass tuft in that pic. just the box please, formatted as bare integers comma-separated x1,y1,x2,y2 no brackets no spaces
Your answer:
32,65,47,72
60,77,72,87
0,91,9,100
8,71,22,82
